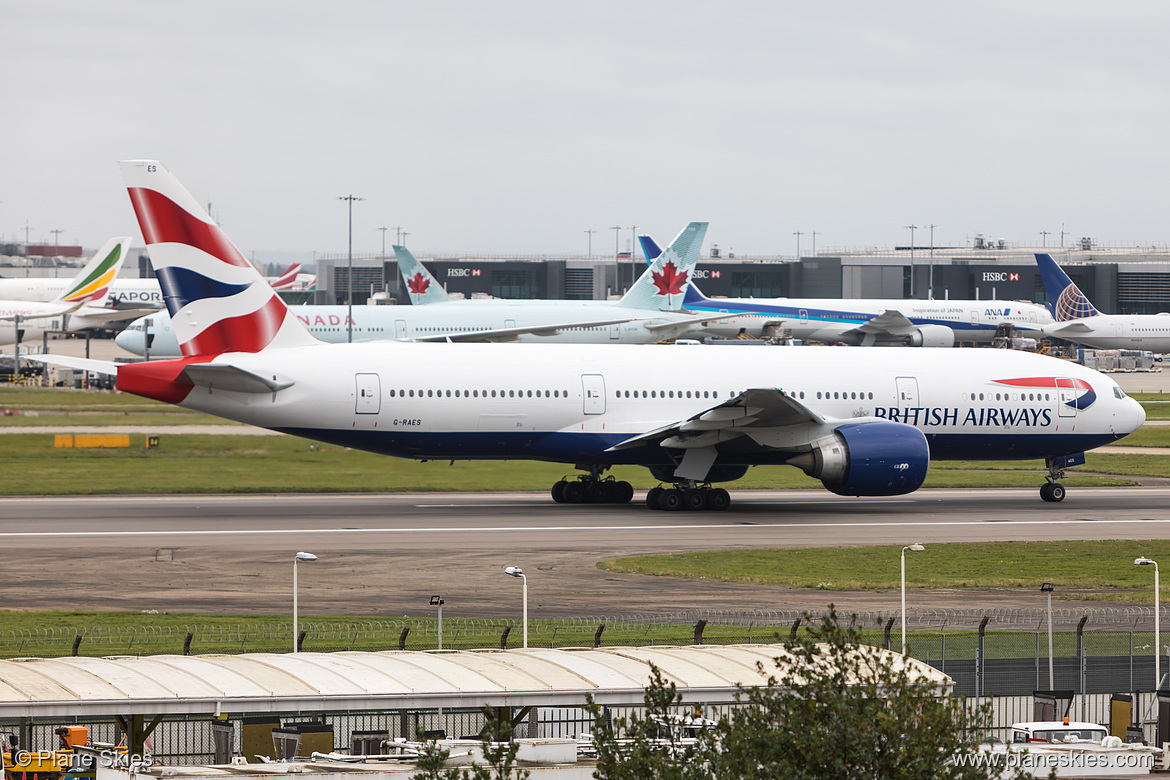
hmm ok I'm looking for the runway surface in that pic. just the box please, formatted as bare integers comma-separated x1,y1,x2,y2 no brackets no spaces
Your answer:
4,487,1170,618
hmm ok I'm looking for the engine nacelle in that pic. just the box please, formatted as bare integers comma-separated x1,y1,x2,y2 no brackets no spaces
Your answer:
789,421,929,497
903,324,955,348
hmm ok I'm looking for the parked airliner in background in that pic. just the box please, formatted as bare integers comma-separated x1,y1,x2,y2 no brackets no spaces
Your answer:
1037,252,1170,353
0,250,163,309
1,237,152,347
115,224,729,356
42,161,1143,509
640,237,1052,346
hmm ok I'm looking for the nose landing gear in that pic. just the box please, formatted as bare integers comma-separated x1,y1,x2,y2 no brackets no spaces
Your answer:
1040,456,1069,502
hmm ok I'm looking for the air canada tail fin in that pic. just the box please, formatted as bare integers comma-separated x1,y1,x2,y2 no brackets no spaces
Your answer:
615,222,708,311
1035,253,1099,321
120,160,319,357
393,245,452,304
52,236,133,306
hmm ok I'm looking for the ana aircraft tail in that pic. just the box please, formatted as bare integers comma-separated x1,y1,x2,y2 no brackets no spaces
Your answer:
1035,253,1100,321
120,160,319,357
614,222,708,311
393,246,453,304
52,236,133,306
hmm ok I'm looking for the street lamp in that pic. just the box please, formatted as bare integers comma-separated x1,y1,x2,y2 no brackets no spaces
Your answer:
901,544,924,655
292,551,318,653
337,195,364,343
430,595,445,650
904,224,918,296
1041,581,1055,689
1136,557,1160,691
504,565,527,648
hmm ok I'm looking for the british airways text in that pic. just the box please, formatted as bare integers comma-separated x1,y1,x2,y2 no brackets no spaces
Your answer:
875,406,1053,427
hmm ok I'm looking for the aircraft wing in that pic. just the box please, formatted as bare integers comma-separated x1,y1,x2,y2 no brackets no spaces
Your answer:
608,387,828,452
643,312,737,332
1046,321,1095,334
72,306,160,327
408,316,641,342
847,309,917,337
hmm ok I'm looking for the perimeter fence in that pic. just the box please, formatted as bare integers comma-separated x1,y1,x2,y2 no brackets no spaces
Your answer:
2,607,1167,698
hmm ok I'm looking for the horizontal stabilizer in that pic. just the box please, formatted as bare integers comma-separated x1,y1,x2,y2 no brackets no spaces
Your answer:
23,354,118,375
179,363,294,393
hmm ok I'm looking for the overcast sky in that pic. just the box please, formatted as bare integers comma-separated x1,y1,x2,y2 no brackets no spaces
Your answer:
5,1,1170,261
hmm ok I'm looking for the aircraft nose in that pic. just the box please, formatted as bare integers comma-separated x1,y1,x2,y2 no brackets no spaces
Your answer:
114,329,142,355
1120,396,1146,436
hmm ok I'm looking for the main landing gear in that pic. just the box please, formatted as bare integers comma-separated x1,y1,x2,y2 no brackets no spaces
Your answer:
1040,458,1067,503
551,468,634,505
646,483,731,512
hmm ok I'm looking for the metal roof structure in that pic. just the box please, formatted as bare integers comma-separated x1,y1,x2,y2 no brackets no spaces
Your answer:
0,644,952,719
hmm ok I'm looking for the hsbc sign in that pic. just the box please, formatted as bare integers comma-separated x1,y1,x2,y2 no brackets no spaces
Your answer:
447,268,482,278
691,269,722,279
982,272,1021,282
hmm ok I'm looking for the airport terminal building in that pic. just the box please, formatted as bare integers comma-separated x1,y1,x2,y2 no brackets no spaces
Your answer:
312,242,1170,314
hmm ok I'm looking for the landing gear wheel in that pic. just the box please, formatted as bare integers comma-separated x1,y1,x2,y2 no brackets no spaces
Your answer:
646,486,664,509
1041,482,1066,502
563,480,585,503
587,480,613,503
684,488,708,511
613,480,634,504
551,480,568,503
707,488,731,511
660,489,685,511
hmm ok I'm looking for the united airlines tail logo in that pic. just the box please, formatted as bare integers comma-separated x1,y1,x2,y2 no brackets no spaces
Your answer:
994,376,1096,410
1054,283,1097,321
652,260,688,296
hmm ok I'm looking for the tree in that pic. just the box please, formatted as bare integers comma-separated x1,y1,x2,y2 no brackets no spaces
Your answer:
588,608,1018,780
412,706,531,780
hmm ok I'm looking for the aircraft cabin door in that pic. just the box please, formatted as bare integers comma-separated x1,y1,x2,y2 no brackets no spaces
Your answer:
609,323,621,340
1056,378,1078,418
581,374,606,415
895,376,919,410
355,373,381,414
395,320,407,339
799,309,809,324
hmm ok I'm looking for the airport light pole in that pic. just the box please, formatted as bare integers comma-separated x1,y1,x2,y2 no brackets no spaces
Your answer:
504,566,527,648
904,224,918,297
1041,581,1055,689
901,544,924,655
293,551,318,653
1040,230,1051,248
338,195,364,343
628,225,638,292
430,595,445,650
811,231,820,258
611,226,622,296
926,224,936,299
585,229,596,260
793,231,803,260
1136,557,1160,691
378,227,388,259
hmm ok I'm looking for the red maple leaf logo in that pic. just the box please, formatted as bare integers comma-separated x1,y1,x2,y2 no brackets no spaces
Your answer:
407,273,431,295
652,260,688,296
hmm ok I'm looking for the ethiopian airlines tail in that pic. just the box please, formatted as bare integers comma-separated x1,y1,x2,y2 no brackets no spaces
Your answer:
393,246,453,304
1036,253,1100,321
120,160,319,357
52,236,133,306
614,222,707,311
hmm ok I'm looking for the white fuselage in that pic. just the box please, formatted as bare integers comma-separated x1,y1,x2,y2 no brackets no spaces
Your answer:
1044,314,1170,353
116,302,711,356
0,277,162,308
129,342,1142,473
684,295,1052,343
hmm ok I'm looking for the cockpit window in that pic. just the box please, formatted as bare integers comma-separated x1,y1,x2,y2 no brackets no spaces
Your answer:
1114,387,1127,399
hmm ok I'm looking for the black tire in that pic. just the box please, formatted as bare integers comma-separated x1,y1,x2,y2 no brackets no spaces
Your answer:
1049,483,1066,502
613,481,634,504
684,489,708,511
660,489,684,511
563,480,585,503
551,480,568,503
708,488,731,511
587,480,612,503
646,486,664,509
